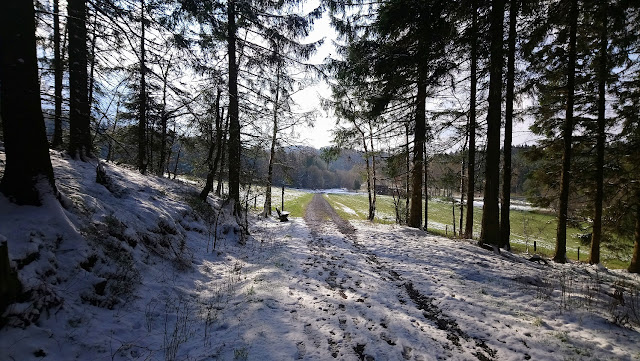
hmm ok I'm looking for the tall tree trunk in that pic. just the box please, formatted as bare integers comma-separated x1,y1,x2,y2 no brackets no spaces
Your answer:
589,0,608,265
424,142,429,229
67,0,92,160
87,9,98,123
359,126,374,221
137,0,147,173
106,99,120,163
227,0,241,213
200,91,223,200
409,76,427,228
263,67,281,216
158,62,170,177
480,0,505,246
172,141,181,179
465,0,478,240
369,120,377,221
216,112,230,196
52,0,63,148
405,122,410,224
629,190,640,273
500,0,519,250
0,0,56,205
460,137,467,237
554,0,579,263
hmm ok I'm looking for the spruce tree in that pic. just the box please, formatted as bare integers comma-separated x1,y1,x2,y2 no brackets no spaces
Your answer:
479,0,505,246
0,0,56,204
67,0,92,159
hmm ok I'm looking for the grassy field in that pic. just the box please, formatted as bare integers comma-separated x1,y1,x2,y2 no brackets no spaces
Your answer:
323,192,634,269
247,186,314,218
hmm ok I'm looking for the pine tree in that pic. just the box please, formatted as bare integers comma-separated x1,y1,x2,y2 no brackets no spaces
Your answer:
464,0,481,239
0,0,56,204
479,0,505,246
67,0,92,159
500,0,519,250
137,0,147,173
588,0,609,265
367,0,456,228
51,0,64,148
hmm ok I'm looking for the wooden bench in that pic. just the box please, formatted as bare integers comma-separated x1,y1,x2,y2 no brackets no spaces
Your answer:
275,208,290,222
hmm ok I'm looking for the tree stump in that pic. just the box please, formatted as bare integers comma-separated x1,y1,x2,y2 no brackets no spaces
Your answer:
0,238,22,314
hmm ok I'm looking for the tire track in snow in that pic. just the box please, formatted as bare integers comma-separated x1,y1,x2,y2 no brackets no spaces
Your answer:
300,194,496,360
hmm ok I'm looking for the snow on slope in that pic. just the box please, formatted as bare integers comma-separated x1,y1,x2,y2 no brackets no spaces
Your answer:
1,151,640,361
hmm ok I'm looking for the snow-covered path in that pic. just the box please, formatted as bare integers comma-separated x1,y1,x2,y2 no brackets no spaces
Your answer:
235,195,639,361
291,194,497,360
1,152,639,361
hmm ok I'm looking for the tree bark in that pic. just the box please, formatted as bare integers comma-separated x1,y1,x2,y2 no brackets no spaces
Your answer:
263,67,281,216
67,0,92,160
227,0,241,213
500,0,519,250
368,119,377,221
52,0,63,148
465,0,478,240
409,77,427,228
460,136,467,237
554,0,579,263
137,0,147,174
216,111,229,196
424,142,429,229
200,90,223,201
589,0,607,265
0,239,22,314
480,0,505,246
158,60,171,177
405,122,410,224
87,9,98,126
629,190,640,273
0,0,56,205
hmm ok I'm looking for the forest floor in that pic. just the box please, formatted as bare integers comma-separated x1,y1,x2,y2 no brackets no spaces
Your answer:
1,152,640,360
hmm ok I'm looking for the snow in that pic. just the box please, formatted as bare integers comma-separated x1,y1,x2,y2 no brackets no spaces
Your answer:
1,151,640,361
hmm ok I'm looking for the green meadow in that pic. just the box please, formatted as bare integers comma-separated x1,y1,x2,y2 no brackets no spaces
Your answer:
322,192,634,269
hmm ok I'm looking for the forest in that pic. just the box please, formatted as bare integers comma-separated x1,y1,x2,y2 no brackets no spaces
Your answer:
6,0,637,265
2,0,640,359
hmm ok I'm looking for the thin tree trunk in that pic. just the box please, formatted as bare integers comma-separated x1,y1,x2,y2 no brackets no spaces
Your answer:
369,120,377,221
424,142,429,229
227,0,241,213
200,90,223,200
554,0,579,263
0,0,56,205
409,76,427,228
500,0,519,250
460,137,467,237
87,9,98,123
67,0,91,160
172,141,181,180
52,0,63,148
359,127,374,221
405,122,410,224
629,190,640,273
452,198,456,236
263,66,281,216
106,99,120,163
137,0,147,173
216,112,230,196
465,0,478,240
158,77,167,176
480,0,505,246
590,0,607,265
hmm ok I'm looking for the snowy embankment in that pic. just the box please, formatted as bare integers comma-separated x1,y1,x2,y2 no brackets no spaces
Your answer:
1,151,639,360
